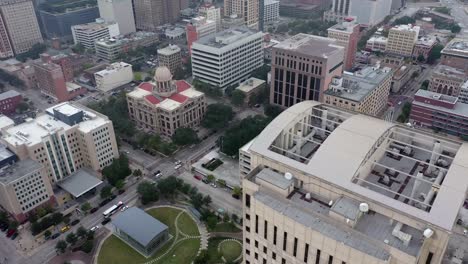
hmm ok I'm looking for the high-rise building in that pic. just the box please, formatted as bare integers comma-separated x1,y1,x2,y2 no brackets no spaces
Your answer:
323,0,351,22
0,15,13,59
241,100,467,264
0,0,43,54
324,0,391,26
191,27,263,88
134,0,187,31
198,5,222,32
263,0,279,24
440,38,468,73
98,0,136,35
157,44,182,74
270,34,344,107
186,16,217,53
327,18,359,70
428,65,466,97
127,66,206,138
71,20,120,50
224,0,259,29
385,24,420,57
324,64,393,116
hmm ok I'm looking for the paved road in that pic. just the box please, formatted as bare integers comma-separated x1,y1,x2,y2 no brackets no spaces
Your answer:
440,0,468,29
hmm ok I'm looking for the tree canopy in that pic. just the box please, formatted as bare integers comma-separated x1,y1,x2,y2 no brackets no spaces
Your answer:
102,155,131,186
427,44,444,64
137,181,159,205
202,104,234,130
16,43,47,62
192,79,222,97
172,127,198,145
221,116,270,156
230,90,245,106
393,16,416,26
264,104,283,119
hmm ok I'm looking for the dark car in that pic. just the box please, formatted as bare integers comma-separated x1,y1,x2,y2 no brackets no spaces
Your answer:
202,178,210,184
51,233,60,239
232,194,240,200
118,189,125,195
10,233,18,240
70,219,80,226
6,229,15,237
90,207,98,213
101,218,111,225
193,175,202,181
99,199,110,207
0,225,7,232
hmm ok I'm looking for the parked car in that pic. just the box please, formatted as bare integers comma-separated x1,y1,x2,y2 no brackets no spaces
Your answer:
232,194,240,200
120,206,129,212
101,218,111,225
6,229,15,237
193,175,202,181
70,219,80,226
175,160,182,165
90,207,98,213
60,225,70,233
202,178,210,184
10,233,18,240
174,164,182,170
90,226,100,232
51,233,60,239
118,189,125,194
210,183,217,188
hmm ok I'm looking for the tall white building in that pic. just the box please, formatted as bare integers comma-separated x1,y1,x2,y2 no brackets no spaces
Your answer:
191,26,263,88
97,0,136,35
349,0,392,26
71,19,120,50
198,5,222,32
264,0,279,24
95,62,133,92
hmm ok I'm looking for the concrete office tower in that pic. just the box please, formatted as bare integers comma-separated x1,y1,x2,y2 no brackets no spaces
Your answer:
241,100,467,264
71,20,120,50
270,34,344,107
0,0,43,54
327,18,359,71
323,0,351,22
186,16,217,53
0,15,13,59
157,44,182,74
263,0,279,24
324,64,393,116
134,0,187,31
199,5,222,32
191,27,263,88
224,0,259,29
98,0,136,35
349,0,392,26
385,24,420,57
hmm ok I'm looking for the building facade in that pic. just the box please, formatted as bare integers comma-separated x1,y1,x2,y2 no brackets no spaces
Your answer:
223,0,259,29
198,5,221,32
0,90,22,114
157,45,182,74
349,0,392,26
186,16,217,53
0,15,13,59
71,20,120,50
413,36,436,61
0,0,43,54
385,24,420,58
270,34,344,107
97,0,136,35
95,62,133,92
241,100,466,264
127,66,206,138
324,64,392,116
366,36,387,52
440,38,468,72
459,80,468,104
327,18,359,71
95,32,159,61
323,0,351,22
264,0,279,24
428,65,466,97
134,0,187,31
191,27,263,88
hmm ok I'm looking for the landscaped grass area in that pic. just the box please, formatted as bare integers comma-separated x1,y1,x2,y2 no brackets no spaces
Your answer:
211,222,242,233
219,240,242,262
205,237,242,264
97,207,201,264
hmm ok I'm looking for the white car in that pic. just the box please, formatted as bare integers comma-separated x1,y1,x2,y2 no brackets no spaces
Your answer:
175,164,182,169
175,160,182,165
120,206,129,212
155,173,162,178
210,183,217,188
90,226,100,232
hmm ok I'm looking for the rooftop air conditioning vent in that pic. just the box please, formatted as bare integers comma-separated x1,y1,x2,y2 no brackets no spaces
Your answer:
284,172,293,180
359,203,369,213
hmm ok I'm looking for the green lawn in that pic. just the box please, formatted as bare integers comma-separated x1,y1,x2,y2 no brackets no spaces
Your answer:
205,237,242,264
97,207,201,264
219,240,242,262
211,222,242,233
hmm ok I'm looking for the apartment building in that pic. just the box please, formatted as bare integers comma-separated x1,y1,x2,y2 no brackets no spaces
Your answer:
224,0,259,29
241,100,468,264
191,27,263,88
198,5,221,32
134,0,188,31
411,89,468,137
413,36,436,61
264,0,280,24
186,16,217,53
0,15,13,59
95,62,133,92
71,20,120,50
327,18,359,71
0,102,119,184
324,64,393,116
157,45,182,74
97,0,136,35
126,66,206,138
385,24,420,57
270,34,344,107
440,38,468,72
0,90,22,114
428,65,466,97
0,0,43,54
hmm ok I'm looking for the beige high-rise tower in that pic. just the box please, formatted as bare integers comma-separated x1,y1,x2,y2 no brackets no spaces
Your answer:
134,0,188,31
0,0,43,54
224,0,259,29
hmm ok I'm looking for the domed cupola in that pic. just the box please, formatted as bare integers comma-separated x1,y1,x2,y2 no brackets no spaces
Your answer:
153,66,177,97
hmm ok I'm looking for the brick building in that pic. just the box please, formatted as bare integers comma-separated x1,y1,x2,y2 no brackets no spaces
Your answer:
0,90,22,114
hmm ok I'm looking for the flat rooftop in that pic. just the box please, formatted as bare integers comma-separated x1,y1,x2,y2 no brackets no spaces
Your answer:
194,26,261,49
0,159,42,185
274,34,343,58
95,62,131,76
236,77,265,93
157,45,181,56
248,101,468,231
0,90,20,101
413,90,468,117
391,24,420,33
327,21,357,33
432,64,465,78
58,168,102,198
442,38,468,57
72,21,114,32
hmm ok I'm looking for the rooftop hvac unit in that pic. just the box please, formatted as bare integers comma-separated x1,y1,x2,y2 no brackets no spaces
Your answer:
423,228,434,238
359,203,369,213
284,172,293,180
328,200,334,206
305,193,311,200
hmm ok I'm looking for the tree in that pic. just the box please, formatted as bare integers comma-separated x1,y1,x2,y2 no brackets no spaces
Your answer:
192,79,222,97
181,183,191,194
76,226,88,239
81,202,91,212
63,217,70,225
56,240,67,254
100,186,113,199
417,54,425,62
230,90,246,106
231,213,239,223
202,195,212,206
232,186,242,197
15,43,47,62
66,233,78,245
206,215,218,230
251,64,270,81
206,174,215,183
44,230,52,238
137,181,159,205
115,180,125,190
393,16,416,25
134,72,142,82
427,44,444,64
434,6,451,15
16,102,29,113
173,67,185,80
102,155,132,186
133,169,142,177
9,220,18,230
81,239,94,253
172,127,198,145
190,193,204,209
0,211,9,225
202,104,234,129
157,176,181,199
51,213,63,225
221,116,270,156
264,104,283,119
451,24,461,33
421,80,430,90
194,249,209,264
71,43,85,54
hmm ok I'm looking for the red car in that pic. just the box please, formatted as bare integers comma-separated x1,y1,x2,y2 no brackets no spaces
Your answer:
193,175,202,181
6,229,15,237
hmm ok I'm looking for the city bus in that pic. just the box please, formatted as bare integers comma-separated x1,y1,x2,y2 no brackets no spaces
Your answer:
103,201,123,218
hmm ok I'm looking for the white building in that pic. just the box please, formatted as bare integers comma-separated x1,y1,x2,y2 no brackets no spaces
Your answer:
97,0,136,35
366,36,388,52
459,80,468,104
71,19,120,50
264,0,279,24
165,27,185,39
198,5,221,32
95,62,133,92
191,26,263,87
349,0,392,26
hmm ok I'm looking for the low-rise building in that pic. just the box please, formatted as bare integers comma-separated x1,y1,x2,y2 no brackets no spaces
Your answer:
413,36,437,61
366,36,387,52
71,20,120,50
0,90,22,114
459,80,468,104
186,16,217,53
95,32,159,61
165,27,185,39
235,77,266,104
378,56,415,93
127,66,206,138
324,64,393,116
157,45,182,74
95,62,133,92
221,14,244,30
385,24,420,57
440,38,468,72
410,89,468,137
428,65,466,97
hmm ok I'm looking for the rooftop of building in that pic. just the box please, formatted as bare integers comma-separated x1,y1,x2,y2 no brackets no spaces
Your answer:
95,31,158,47
94,62,132,77
0,159,42,185
113,207,168,247
0,90,20,101
157,45,181,56
58,168,102,198
236,77,265,93
0,102,109,146
442,38,468,57
415,35,437,46
413,90,468,118
390,24,421,33
274,34,343,59
194,26,261,49
247,101,468,231
324,65,392,102
72,20,116,32
367,36,388,43
432,64,466,78
264,0,279,5
327,19,358,33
